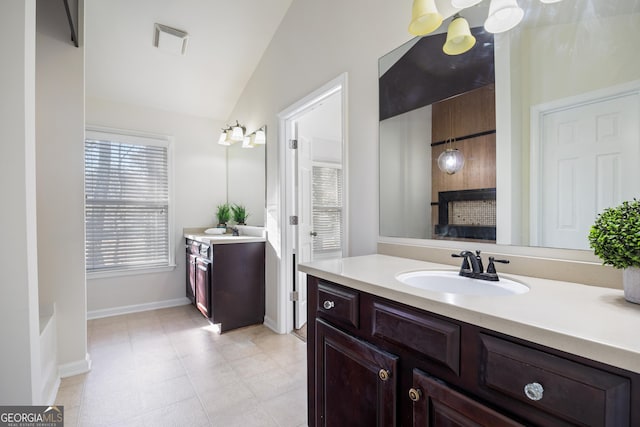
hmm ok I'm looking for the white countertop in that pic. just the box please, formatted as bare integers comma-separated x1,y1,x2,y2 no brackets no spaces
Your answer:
184,226,266,245
299,254,640,373
184,233,266,244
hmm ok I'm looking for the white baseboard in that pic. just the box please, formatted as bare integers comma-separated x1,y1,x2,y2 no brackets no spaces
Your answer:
263,315,281,334
42,376,61,406
58,353,92,378
87,297,191,320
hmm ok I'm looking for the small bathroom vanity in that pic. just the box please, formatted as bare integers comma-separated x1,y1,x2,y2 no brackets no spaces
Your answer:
184,228,265,332
301,254,640,426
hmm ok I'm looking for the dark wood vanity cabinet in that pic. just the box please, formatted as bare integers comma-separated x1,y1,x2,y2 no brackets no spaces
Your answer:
209,241,265,332
307,276,639,427
186,238,265,332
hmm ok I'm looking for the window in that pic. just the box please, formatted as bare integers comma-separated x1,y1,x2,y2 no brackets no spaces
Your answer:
84,130,172,274
312,164,343,255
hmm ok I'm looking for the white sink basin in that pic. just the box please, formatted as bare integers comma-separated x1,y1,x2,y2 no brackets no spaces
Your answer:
396,270,529,296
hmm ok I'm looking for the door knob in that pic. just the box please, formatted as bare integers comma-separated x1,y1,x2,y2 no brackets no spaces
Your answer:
310,231,318,237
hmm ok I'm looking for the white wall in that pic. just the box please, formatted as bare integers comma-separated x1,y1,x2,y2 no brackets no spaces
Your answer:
35,0,88,378
85,98,227,314
0,0,41,404
228,0,414,328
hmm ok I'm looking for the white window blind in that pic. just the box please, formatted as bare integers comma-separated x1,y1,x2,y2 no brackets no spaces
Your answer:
85,131,170,273
312,165,343,253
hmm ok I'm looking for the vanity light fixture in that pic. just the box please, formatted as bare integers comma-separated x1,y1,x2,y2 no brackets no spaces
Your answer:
408,0,564,42
251,127,266,145
443,14,476,55
217,120,246,146
243,126,267,148
219,124,266,148
409,0,444,36
230,120,245,142
484,0,524,34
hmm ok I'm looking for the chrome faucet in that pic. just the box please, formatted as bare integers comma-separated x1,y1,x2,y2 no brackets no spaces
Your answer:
452,250,509,281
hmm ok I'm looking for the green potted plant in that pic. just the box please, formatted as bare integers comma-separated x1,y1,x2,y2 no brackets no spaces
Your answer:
231,204,249,225
216,203,231,228
588,199,640,304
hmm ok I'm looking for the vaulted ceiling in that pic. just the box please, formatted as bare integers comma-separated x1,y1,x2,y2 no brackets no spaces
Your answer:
85,0,293,120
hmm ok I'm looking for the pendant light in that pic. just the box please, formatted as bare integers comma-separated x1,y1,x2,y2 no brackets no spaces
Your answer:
484,0,524,34
408,0,443,36
443,14,476,56
437,109,464,175
437,147,465,174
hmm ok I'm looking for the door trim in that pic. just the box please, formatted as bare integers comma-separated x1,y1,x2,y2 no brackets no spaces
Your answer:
276,73,348,334
529,79,640,246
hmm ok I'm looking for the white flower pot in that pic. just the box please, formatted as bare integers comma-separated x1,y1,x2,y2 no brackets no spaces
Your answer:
623,266,640,304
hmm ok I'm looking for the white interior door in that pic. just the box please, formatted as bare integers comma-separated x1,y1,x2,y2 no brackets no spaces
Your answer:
294,136,313,329
539,92,640,249
279,74,347,335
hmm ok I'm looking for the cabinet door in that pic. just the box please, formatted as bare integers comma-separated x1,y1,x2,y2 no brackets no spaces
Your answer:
316,319,398,427
186,253,196,304
195,258,210,318
412,369,523,427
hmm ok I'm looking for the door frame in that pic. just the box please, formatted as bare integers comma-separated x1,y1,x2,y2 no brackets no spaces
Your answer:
276,73,348,334
529,79,640,246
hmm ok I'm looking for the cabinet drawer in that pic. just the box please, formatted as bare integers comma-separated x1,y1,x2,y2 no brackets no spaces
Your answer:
372,302,460,375
317,281,359,328
479,334,630,426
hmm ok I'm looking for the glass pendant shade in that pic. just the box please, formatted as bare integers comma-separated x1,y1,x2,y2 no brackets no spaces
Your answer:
484,0,524,34
451,0,482,8
408,0,443,36
253,128,266,144
217,130,227,145
437,148,465,174
230,125,244,142
218,129,232,146
443,15,476,55
242,136,254,148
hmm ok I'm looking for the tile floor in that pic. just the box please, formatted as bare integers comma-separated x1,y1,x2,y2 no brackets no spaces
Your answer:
55,305,308,427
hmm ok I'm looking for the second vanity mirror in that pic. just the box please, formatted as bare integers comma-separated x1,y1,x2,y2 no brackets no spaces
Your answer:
379,0,640,251
227,127,266,226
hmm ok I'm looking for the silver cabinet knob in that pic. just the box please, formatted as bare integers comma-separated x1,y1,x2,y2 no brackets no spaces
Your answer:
524,382,544,401
323,300,335,310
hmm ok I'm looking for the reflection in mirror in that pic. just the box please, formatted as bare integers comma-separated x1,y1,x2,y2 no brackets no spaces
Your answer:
227,127,266,226
379,0,640,250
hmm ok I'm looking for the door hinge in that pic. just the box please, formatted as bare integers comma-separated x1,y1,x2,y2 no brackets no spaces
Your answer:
289,215,299,225
289,139,298,149
290,291,299,301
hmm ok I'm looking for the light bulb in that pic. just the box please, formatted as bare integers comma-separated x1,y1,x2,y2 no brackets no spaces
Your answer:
437,148,465,174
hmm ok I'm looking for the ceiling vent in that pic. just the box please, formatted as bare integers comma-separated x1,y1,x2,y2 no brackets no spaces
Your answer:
153,23,189,56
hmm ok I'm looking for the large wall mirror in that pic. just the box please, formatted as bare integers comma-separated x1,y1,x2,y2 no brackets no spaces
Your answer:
227,132,266,226
379,0,640,251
